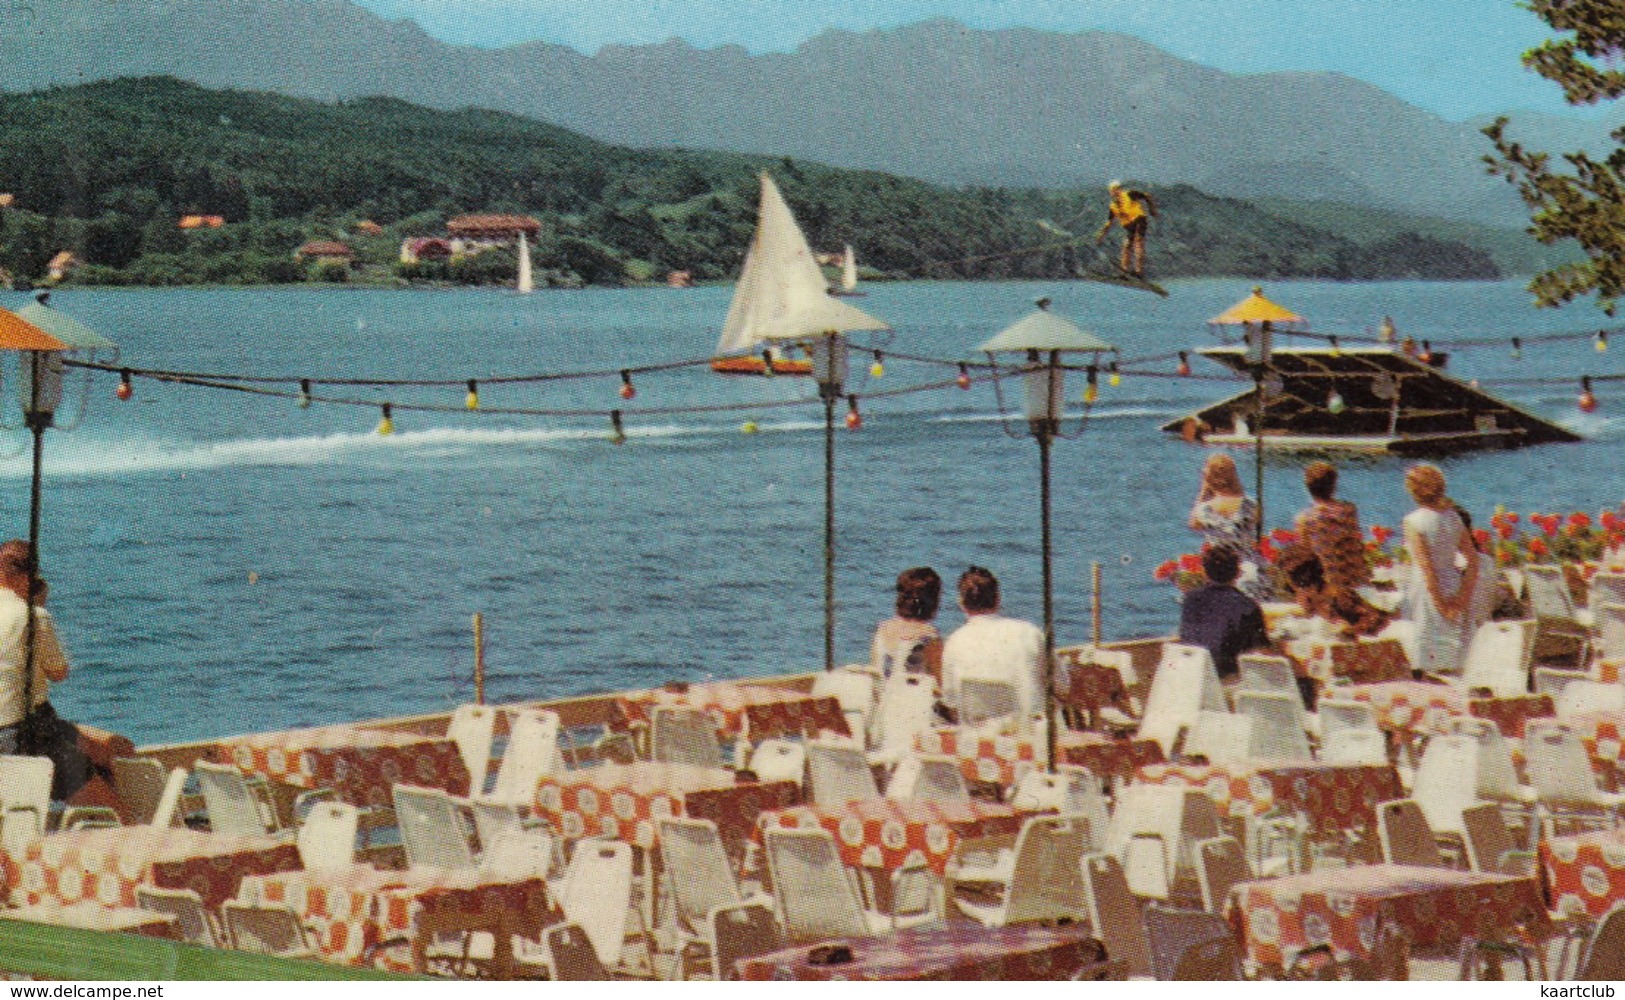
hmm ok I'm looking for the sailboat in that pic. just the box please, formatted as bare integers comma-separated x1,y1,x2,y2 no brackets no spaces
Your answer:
711,173,889,375
516,232,534,294
829,244,865,297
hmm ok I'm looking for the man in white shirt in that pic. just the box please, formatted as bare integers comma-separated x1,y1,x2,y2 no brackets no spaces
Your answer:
940,566,1045,729
0,540,70,756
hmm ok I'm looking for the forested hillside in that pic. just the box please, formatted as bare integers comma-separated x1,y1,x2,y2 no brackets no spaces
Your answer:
0,77,1501,288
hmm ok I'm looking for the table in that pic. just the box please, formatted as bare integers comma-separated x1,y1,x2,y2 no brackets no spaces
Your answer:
1468,694,1556,739
1542,827,1625,918
534,762,799,852
757,799,1026,875
3,826,300,911
4,902,178,938
214,723,470,809
733,922,1107,980
1344,682,1464,733
612,683,849,741
1136,761,1401,835
1231,864,1550,974
239,865,553,972
1285,637,1411,684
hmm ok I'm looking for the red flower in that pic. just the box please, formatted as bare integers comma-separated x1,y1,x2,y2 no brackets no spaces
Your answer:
1179,553,1204,575
1258,539,1278,564
1495,521,1515,540
1473,528,1491,550
1528,537,1549,556
1569,512,1592,529
1153,560,1178,582
1537,515,1560,538
1371,525,1394,546
1270,528,1297,546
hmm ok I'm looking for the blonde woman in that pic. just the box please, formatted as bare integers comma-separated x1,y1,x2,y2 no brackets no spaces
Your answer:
1402,465,1479,674
1189,454,1268,600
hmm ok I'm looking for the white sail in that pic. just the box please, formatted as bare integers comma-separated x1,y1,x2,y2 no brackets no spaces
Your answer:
841,244,858,293
716,173,887,356
516,232,533,295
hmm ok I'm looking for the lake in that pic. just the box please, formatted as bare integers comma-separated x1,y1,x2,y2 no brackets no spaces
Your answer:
0,278,1617,745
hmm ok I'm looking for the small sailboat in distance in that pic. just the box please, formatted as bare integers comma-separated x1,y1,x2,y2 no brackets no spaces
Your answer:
516,232,534,294
711,173,889,375
829,243,866,297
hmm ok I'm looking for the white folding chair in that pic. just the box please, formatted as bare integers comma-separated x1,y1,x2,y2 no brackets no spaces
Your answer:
1181,710,1252,764
948,813,1091,927
657,817,751,979
1376,798,1446,867
1410,733,1480,839
392,784,477,870
554,838,649,972
194,760,278,838
885,754,968,803
1594,602,1625,664
806,740,879,805
136,886,218,947
1316,698,1380,740
483,709,562,807
221,902,317,958
959,678,1020,729
0,755,52,852
811,668,876,744
446,703,497,798
868,673,936,763
763,827,898,942
1591,573,1625,609
1461,620,1536,697
1234,691,1313,762
1138,644,1226,756
1556,681,1625,717
650,707,724,770
1082,852,1152,979
296,801,358,871
1524,720,1625,833
1321,728,1389,766
746,739,805,785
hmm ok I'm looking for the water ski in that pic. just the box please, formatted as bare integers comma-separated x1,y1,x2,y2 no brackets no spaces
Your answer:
1079,267,1169,297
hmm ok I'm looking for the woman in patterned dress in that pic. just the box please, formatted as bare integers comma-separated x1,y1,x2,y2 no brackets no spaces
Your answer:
1188,453,1270,601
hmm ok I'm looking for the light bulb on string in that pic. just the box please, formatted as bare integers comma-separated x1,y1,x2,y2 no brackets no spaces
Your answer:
376,403,394,436
759,350,776,377
870,351,884,378
1084,365,1099,405
115,369,133,402
465,379,480,411
741,420,760,435
1418,340,1433,364
1176,352,1191,378
1579,377,1598,413
844,395,862,431
1597,331,1610,353
1511,337,1523,361
1327,389,1346,415
619,369,636,400
1329,335,1341,357
610,409,627,445
956,363,972,390
297,379,312,409
1108,361,1121,387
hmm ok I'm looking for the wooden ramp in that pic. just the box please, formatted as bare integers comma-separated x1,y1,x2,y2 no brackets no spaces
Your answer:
1162,346,1581,455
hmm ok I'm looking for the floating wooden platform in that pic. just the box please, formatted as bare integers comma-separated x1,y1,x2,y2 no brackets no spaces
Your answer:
1162,346,1581,455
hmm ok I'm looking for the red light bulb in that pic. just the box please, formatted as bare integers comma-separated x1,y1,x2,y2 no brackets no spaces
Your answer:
115,377,133,401
1580,390,1598,413
845,409,863,431
619,382,636,400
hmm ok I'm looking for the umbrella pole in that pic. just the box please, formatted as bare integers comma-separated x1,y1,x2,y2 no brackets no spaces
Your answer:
20,353,44,756
1039,425,1057,773
1254,367,1265,543
822,388,837,673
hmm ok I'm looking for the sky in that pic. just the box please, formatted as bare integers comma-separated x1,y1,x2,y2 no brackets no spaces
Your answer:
350,0,1609,123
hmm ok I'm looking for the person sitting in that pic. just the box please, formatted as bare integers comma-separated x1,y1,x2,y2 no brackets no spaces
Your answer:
939,567,1044,731
869,567,942,677
1279,546,1392,640
1178,547,1270,681
0,540,91,800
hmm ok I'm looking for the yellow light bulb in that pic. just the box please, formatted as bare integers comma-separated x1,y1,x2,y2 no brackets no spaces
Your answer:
870,362,885,378
742,420,760,435
465,390,479,410
1109,372,1122,387
1084,385,1099,404
377,416,394,436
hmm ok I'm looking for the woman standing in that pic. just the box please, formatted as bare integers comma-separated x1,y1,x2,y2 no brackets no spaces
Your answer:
1402,465,1479,674
1189,454,1269,600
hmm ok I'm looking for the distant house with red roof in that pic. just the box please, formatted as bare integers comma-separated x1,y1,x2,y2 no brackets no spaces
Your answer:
446,214,542,255
47,251,76,282
295,240,353,261
354,220,384,235
178,215,225,229
400,237,453,264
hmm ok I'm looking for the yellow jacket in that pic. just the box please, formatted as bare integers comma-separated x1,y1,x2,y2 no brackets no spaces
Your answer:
1108,188,1154,226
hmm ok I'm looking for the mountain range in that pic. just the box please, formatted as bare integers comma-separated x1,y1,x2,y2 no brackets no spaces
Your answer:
3,0,1608,226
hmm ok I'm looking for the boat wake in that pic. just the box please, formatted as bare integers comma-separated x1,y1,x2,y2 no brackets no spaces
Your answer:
931,405,1184,424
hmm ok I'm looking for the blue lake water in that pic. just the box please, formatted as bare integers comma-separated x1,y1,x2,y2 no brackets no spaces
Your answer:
0,278,1618,745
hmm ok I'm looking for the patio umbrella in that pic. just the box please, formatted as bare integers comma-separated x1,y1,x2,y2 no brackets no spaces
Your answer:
1207,286,1307,541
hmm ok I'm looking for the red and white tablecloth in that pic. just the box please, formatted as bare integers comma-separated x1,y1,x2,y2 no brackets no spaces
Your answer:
612,683,849,740
1060,731,1166,779
534,762,798,852
1542,827,1625,919
1344,682,1464,733
911,728,1163,786
1136,761,1400,834
756,799,1027,875
733,922,1106,980
1231,864,1550,973
214,723,470,808
1287,638,1411,684
3,826,300,911
239,865,553,971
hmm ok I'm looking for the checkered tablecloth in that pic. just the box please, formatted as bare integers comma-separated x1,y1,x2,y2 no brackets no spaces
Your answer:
1541,827,1625,918
535,762,798,852
1287,638,1411,684
1231,864,1550,973
3,826,300,911
612,683,849,740
733,921,1104,980
239,865,553,971
1468,694,1556,739
1136,761,1401,834
215,723,470,808
756,799,1026,875
1343,682,1465,733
